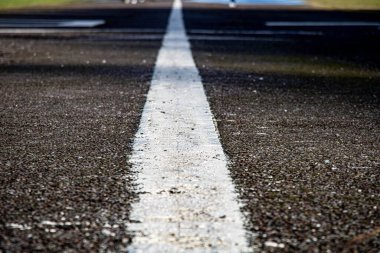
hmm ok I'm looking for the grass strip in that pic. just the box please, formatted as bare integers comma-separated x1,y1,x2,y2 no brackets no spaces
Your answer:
309,0,380,9
0,0,82,9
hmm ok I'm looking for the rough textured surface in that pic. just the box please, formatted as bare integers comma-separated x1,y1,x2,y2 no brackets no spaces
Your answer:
190,35,380,252
0,37,160,252
127,1,248,251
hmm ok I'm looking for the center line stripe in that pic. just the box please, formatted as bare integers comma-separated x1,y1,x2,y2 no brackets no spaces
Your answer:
126,0,249,252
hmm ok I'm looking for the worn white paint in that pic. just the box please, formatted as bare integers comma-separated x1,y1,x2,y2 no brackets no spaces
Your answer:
0,28,164,34
191,29,322,36
0,31,163,40
127,0,249,252
190,35,290,41
189,29,323,36
266,21,380,27
0,19,104,28
59,20,105,27
0,28,321,36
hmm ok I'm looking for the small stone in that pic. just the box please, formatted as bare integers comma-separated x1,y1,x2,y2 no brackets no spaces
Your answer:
102,229,115,237
265,241,285,248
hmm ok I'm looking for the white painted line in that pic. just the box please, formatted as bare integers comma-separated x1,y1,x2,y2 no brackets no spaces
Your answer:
59,20,105,28
266,21,380,27
0,18,68,23
0,28,323,37
0,28,164,34
189,35,291,41
127,0,249,252
189,29,323,36
0,28,323,36
0,19,104,28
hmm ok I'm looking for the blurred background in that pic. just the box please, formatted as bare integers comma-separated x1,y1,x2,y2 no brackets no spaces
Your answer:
1,0,380,9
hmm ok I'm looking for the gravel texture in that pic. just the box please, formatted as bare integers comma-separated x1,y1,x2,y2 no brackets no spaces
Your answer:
1,2,380,252
190,36,380,252
0,37,161,252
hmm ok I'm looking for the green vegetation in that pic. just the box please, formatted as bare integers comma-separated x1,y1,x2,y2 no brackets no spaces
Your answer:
309,0,380,9
0,0,82,9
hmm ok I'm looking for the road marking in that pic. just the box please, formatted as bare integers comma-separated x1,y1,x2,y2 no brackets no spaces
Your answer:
0,19,104,28
0,33,163,41
266,21,380,27
189,35,291,41
0,28,165,35
189,29,323,36
0,32,289,42
127,0,249,252
59,20,105,27
0,28,322,36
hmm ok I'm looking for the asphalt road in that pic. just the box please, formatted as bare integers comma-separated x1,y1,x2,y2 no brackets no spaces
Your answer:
0,2,171,252
184,3,380,252
0,0,379,252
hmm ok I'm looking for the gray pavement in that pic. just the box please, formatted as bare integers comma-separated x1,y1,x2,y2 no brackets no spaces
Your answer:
184,4,380,251
190,36,380,253
0,37,162,251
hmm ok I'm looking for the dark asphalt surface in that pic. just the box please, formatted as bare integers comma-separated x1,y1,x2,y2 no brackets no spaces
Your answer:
0,39,160,252
1,0,380,252
184,3,380,252
0,2,171,252
0,1,172,30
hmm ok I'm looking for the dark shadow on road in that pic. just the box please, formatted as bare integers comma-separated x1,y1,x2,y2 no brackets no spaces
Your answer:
0,6,172,29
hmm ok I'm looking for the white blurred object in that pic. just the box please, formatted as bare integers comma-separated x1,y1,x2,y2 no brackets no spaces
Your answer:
124,0,144,4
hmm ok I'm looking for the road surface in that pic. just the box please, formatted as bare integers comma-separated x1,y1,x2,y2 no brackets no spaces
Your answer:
0,0,379,252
